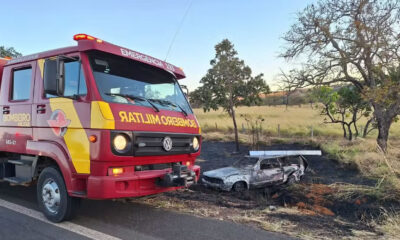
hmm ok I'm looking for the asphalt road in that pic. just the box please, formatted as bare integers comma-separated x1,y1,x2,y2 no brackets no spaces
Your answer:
0,182,294,240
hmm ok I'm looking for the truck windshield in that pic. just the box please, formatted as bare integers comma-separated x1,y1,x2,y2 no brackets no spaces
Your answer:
88,51,192,114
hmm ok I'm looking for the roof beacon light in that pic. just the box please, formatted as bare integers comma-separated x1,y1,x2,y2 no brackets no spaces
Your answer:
73,34,103,43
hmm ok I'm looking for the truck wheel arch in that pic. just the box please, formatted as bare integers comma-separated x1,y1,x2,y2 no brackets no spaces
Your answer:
26,140,74,192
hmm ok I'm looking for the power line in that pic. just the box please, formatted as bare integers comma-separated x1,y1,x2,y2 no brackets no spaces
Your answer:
164,0,194,61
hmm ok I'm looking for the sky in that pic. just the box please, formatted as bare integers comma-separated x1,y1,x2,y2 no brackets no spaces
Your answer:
1,0,314,91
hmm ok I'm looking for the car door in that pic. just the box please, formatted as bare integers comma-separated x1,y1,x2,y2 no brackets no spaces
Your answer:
255,159,284,185
0,61,36,153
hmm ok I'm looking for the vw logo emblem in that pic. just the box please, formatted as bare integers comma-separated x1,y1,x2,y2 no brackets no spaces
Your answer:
162,137,173,151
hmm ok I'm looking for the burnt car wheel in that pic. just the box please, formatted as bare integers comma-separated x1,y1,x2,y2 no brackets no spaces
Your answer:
232,181,246,192
287,175,297,185
37,166,81,222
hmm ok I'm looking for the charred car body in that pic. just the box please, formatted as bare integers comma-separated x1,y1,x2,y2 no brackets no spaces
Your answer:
202,151,321,191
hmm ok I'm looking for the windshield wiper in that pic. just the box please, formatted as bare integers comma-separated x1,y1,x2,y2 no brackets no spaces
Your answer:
105,93,159,112
149,99,188,117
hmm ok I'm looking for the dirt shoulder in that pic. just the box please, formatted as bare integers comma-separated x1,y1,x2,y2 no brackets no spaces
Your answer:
125,141,400,239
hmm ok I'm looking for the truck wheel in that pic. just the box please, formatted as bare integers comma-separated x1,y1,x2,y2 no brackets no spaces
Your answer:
37,166,80,222
232,181,246,192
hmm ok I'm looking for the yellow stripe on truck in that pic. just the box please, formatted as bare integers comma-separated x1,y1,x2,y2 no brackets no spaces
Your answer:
49,98,90,174
37,59,45,78
90,101,115,129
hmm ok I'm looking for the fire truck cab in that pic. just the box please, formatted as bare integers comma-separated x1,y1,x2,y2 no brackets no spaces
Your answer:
0,34,201,222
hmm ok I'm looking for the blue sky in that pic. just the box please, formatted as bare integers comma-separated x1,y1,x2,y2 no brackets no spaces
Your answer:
2,0,314,90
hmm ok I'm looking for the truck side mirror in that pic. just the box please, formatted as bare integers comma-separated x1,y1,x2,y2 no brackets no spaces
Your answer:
57,58,65,95
44,58,65,96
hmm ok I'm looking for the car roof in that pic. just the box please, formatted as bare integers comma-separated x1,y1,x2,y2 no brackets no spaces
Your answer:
246,155,302,159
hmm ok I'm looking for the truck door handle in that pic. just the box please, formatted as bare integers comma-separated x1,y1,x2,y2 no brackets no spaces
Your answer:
2,106,10,115
37,105,46,114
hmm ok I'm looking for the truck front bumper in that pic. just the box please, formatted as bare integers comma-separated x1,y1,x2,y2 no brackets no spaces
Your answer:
86,165,200,199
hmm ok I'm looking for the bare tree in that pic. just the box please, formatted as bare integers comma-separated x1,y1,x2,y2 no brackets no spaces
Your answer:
281,0,400,151
278,69,301,110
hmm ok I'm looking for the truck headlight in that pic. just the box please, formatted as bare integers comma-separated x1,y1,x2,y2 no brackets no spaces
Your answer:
113,134,129,152
192,137,200,151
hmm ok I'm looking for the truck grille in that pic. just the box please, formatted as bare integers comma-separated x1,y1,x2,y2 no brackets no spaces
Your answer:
133,132,198,156
202,176,223,184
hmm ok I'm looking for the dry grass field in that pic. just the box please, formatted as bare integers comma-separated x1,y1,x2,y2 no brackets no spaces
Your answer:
194,105,400,139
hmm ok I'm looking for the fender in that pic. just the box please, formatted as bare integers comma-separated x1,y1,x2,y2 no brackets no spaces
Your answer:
225,175,250,190
26,140,75,193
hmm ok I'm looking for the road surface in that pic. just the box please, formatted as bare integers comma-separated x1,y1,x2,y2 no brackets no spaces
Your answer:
0,182,294,240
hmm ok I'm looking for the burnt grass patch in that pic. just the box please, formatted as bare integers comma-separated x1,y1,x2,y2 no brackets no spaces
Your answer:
132,141,400,239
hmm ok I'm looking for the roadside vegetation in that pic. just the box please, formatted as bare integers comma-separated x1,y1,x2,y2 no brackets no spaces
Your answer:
127,104,400,239
197,105,400,190
194,105,400,139
129,132,400,239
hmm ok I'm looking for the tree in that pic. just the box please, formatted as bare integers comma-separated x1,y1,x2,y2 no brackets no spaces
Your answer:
192,39,269,152
312,85,373,140
189,88,205,109
312,86,348,139
281,0,400,151
362,114,377,138
278,69,302,110
0,46,22,58
337,86,374,138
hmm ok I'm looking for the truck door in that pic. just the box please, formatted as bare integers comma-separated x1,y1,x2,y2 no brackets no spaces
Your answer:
0,61,36,153
33,56,91,174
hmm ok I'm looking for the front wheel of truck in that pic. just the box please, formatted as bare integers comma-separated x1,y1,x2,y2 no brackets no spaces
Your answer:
37,166,80,222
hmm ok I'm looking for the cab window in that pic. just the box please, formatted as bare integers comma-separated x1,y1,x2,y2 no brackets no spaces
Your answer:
11,68,32,101
44,60,87,98
64,61,87,97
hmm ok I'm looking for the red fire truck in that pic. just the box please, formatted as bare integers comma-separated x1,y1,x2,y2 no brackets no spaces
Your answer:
0,34,201,222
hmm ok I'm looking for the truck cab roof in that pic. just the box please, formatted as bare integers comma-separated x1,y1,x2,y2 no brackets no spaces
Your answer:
4,34,186,79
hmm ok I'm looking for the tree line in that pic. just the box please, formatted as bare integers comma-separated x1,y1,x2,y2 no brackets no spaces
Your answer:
0,46,21,58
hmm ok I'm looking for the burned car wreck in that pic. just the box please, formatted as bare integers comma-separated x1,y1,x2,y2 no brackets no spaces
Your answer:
202,150,321,192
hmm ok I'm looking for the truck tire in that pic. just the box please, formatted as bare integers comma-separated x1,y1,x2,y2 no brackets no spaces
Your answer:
37,166,80,222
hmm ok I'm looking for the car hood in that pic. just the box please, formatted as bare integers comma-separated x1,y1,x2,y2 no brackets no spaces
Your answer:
204,167,251,179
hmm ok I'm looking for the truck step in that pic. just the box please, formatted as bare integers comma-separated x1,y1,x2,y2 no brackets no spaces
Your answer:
7,155,36,166
7,159,33,166
3,177,31,185
71,191,87,197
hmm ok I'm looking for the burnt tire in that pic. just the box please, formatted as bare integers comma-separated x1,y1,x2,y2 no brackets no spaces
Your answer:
287,175,296,185
232,181,246,192
37,166,80,223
